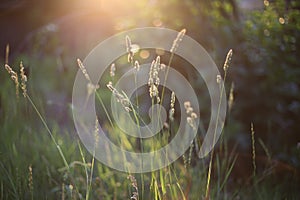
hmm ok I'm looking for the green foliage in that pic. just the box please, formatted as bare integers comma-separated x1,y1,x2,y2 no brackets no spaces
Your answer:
1,0,300,199
240,0,300,160
143,0,300,166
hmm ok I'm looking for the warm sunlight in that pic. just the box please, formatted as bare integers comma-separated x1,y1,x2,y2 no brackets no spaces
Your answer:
1,0,299,199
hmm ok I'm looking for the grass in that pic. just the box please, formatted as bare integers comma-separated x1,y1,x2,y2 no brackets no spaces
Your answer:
0,31,299,200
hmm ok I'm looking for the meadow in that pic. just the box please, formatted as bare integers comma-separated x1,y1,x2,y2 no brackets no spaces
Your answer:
1,0,300,199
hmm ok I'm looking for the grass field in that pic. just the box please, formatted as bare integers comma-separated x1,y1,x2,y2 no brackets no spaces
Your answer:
0,31,299,200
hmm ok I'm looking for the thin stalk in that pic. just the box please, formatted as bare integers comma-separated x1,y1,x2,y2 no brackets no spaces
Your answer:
218,155,237,192
87,151,95,200
0,162,18,199
26,95,69,170
160,53,175,105
95,91,114,128
133,64,144,199
251,123,256,177
130,101,144,199
176,182,187,200
205,71,228,199
25,95,82,198
77,141,89,200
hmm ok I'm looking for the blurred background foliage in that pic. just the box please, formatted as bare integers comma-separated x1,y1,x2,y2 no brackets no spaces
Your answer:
1,0,300,176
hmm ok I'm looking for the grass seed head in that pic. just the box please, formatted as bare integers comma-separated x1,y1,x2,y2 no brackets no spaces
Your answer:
170,28,186,53
134,60,140,72
154,56,160,69
186,107,193,114
184,101,191,110
160,63,166,71
184,101,198,130
191,112,197,119
169,92,176,121
223,49,233,72
94,118,100,148
126,35,132,53
127,175,138,200
77,58,92,82
28,165,33,192
169,108,175,121
148,58,161,101
5,64,19,97
126,35,134,63
106,81,132,112
149,84,158,98
77,59,99,97
110,63,116,77
170,91,175,108
187,117,195,129
20,61,27,97
216,75,222,84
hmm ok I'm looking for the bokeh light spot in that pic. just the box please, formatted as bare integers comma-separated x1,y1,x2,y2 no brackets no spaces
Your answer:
153,19,163,27
264,0,269,6
140,50,150,59
279,17,285,24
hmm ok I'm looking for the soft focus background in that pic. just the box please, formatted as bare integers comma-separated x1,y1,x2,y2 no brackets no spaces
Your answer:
0,0,300,199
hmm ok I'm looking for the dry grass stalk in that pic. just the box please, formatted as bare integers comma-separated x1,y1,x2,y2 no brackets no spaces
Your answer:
106,81,132,112
148,57,161,103
77,59,92,82
94,118,100,147
20,61,27,97
126,35,134,63
223,49,233,72
205,49,233,199
169,91,176,121
110,63,116,77
28,165,33,194
134,60,140,72
184,101,198,130
5,64,19,97
251,123,256,177
77,58,99,98
127,175,139,200
170,29,186,53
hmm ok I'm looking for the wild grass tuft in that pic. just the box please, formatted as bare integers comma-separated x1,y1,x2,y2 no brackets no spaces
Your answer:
205,49,233,199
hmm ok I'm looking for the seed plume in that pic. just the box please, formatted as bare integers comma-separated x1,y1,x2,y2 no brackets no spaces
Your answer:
127,175,139,200
20,61,27,97
223,49,233,72
77,58,99,97
169,91,176,121
170,29,186,53
110,63,116,77
77,59,92,82
107,81,132,112
148,57,161,102
184,101,198,130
